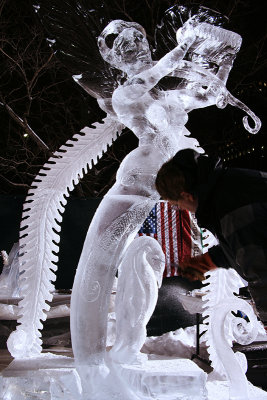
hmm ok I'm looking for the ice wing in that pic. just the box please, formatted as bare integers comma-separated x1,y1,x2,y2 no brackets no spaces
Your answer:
34,0,124,98
7,115,124,359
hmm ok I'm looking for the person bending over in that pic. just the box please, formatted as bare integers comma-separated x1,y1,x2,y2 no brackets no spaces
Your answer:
155,148,267,324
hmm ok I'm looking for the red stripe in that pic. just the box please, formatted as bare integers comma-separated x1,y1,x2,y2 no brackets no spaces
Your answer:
176,209,182,275
181,210,191,260
167,203,175,276
160,202,167,278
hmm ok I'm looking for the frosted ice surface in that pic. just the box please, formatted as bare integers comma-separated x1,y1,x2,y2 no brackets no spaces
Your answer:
0,355,82,400
117,357,208,399
0,243,20,298
202,269,260,399
207,381,267,400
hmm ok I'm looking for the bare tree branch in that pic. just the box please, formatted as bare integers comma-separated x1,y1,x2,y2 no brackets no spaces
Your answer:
0,101,49,150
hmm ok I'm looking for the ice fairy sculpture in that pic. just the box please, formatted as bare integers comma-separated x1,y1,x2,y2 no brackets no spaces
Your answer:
110,236,165,365
6,3,262,399
202,269,259,400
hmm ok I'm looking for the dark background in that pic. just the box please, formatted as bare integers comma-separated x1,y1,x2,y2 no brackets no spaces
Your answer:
0,0,266,287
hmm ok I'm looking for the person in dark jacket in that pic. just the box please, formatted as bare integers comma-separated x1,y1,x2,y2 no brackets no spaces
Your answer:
155,148,267,323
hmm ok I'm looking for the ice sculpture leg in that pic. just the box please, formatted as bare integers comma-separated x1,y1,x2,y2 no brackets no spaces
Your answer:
70,199,157,399
109,236,165,365
70,146,163,360
70,194,155,363
70,149,164,397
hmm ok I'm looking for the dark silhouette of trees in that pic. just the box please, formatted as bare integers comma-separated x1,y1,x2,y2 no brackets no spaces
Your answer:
0,0,266,196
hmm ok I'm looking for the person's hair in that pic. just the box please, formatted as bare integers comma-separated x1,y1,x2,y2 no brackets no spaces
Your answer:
155,160,186,201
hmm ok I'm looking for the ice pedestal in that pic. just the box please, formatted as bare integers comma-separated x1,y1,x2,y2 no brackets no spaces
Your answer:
1,353,267,400
0,355,82,400
0,354,207,400
117,356,208,399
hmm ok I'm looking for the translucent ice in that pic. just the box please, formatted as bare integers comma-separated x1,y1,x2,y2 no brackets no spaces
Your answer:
6,6,262,400
0,243,20,298
202,269,259,400
109,236,165,364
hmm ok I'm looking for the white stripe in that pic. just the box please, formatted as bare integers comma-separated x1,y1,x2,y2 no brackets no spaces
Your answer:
164,203,171,277
189,212,203,257
157,203,162,247
171,208,179,276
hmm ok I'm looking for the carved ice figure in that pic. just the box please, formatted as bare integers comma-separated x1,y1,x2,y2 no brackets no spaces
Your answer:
71,15,260,382
0,243,20,298
6,5,262,398
109,236,165,365
202,269,259,400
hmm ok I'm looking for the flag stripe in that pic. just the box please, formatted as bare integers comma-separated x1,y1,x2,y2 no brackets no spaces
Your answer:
190,213,203,257
181,210,192,260
138,202,203,277
171,209,178,276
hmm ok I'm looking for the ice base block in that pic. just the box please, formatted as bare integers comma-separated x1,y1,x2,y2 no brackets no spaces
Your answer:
117,355,208,399
0,354,82,400
0,354,208,400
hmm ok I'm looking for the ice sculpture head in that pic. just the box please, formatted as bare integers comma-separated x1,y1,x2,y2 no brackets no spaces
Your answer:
98,20,152,71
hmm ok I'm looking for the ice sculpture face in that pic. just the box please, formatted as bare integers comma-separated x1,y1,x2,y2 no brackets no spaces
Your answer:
98,20,152,72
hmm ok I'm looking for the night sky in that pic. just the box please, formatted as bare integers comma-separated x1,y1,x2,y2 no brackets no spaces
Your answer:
0,0,266,197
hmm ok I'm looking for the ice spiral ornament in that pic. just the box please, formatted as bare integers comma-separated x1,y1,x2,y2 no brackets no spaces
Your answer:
202,269,259,400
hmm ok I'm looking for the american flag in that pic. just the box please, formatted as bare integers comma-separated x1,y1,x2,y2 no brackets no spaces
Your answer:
138,202,203,277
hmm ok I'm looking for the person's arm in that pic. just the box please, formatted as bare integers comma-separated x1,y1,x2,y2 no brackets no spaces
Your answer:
179,251,218,281
208,244,232,268
219,203,267,283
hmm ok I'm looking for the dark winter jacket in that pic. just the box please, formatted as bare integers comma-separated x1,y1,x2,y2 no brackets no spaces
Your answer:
173,149,267,320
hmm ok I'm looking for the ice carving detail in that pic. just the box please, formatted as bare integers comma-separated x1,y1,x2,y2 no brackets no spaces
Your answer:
7,116,123,358
109,236,165,364
202,269,259,400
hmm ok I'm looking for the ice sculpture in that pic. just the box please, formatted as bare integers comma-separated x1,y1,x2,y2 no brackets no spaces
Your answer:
5,4,263,400
109,236,165,364
0,243,20,298
202,269,259,400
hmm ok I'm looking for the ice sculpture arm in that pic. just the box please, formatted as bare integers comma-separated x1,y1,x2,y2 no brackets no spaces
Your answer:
113,25,196,102
218,204,267,283
206,202,267,277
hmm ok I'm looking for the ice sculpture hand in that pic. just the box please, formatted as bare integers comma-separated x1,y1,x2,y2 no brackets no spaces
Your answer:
109,236,165,365
176,17,198,46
